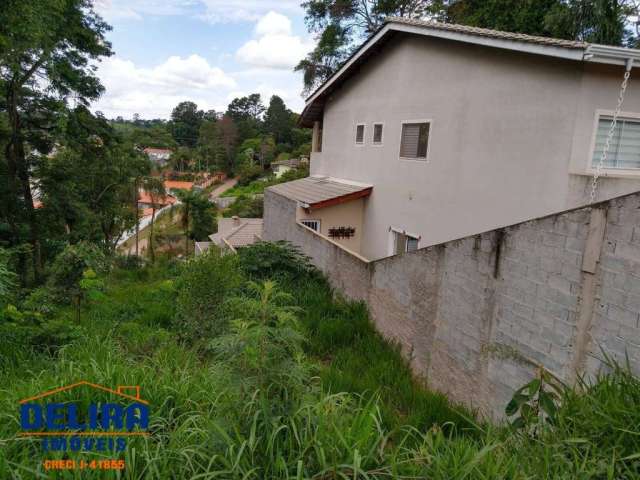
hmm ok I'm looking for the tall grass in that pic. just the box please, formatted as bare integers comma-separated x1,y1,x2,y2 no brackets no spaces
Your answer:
1,249,639,478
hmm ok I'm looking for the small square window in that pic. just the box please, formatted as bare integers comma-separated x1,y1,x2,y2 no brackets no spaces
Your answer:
400,122,430,160
355,124,365,145
373,124,383,144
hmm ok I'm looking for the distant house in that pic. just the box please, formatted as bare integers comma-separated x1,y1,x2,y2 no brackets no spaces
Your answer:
163,180,194,194
271,157,308,178
195,217,263,255
143,148,172,166
138,190,177,216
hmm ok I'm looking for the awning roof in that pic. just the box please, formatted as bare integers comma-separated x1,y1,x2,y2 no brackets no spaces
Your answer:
269,176,373,210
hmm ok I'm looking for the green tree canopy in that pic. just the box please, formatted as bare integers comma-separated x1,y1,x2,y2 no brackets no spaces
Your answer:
264,96,295,145
226,94,265,142
0,0,113,281
171,101,204,148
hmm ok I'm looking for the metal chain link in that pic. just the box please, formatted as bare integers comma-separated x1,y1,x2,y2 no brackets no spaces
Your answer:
589,60,634,204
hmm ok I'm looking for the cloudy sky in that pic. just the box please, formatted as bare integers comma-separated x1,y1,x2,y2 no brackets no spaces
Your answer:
92,0,315,119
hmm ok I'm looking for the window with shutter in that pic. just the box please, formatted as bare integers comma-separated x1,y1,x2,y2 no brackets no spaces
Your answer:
400,122,430,159
592,116,640,169
392,230,419,255
373,124,383,144
355,124,365,144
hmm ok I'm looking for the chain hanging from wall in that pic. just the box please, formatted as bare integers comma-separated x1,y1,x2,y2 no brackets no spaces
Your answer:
589,58,634,204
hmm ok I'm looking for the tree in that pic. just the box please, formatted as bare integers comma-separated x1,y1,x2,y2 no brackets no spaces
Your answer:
445,0,561,37
296,1,434,93
175,190,216,255
141,177,166,263
171,101,204,147
445,0,637,46
0,0,112,282
37,107,150,252
226,94,265,141
197,119,220,171
264,96,295,145
170,147,193,173
216,115,239,172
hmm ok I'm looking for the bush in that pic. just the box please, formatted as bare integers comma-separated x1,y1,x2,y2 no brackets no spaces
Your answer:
113,254,145,270
47,242,107,300
223,194,264,218
238,241,317,281
173,249,244,343
237,162,263,186
0,305,84,355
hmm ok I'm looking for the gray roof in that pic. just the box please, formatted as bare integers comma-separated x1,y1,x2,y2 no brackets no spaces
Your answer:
268,176,373,208
209,218,263,248
387,17,587,50
272,158,302,168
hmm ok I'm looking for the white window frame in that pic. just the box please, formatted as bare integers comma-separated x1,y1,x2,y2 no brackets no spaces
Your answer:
372,122,384,146
355,123,366,146
388,226,421,256
586,109,640,177
399,119,432,162
301,219,321,232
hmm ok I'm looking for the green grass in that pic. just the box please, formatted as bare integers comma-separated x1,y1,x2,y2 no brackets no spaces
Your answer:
221,177,274,197
1,248,639,478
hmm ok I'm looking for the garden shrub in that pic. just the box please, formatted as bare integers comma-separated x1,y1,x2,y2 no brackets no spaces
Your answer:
173,249,243,343
237,241,318,281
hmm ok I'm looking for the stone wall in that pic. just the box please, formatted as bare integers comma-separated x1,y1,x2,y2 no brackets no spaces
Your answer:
263,189,640,418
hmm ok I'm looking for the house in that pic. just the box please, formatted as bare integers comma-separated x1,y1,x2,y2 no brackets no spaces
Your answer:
143,147,172,166
195,216,263,255
265,18,640,261
271,157,308,178
138,190,177,211
163,180,194,194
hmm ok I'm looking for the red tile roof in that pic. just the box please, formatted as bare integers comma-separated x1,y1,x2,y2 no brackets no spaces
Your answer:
164,180,194,191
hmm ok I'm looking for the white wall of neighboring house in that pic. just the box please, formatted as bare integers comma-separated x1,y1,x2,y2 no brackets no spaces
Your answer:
310,35,640,260
273,165,292,178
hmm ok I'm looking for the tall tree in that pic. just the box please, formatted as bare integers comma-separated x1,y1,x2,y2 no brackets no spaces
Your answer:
197,119,220,172
446,0,637,46
141,177,166,263
296,1,434,93
445,0,561,36
264,96,295,145
38,107,150,252
216,115,239,172
0,0,112,281
171,101,204,148
226,94,265,141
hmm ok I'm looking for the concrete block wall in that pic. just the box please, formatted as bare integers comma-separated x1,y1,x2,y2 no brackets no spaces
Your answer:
264,189,640,418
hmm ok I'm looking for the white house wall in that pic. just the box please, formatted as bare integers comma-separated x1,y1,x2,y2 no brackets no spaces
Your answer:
311,34,640,259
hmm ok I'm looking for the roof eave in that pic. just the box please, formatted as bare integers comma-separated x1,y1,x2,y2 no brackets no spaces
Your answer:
306,187,373,210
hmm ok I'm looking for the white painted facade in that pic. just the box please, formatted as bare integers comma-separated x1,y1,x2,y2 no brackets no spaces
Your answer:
308,33,640,260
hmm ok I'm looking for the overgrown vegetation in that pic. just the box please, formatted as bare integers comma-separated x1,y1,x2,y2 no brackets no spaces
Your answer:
1,242,639,478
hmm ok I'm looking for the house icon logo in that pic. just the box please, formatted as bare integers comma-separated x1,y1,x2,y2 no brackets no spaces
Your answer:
19,381,150,453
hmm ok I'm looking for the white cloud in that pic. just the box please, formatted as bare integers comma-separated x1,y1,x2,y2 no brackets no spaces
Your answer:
198,0,302,23
93,0,193,22
92,54,237,118
236,11,314,70
255,11,292,36
94,0,303,24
